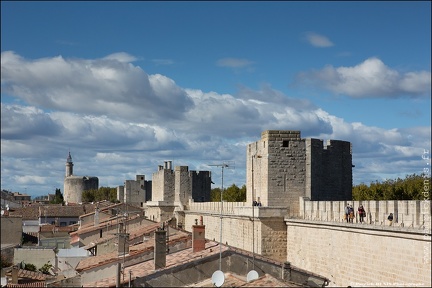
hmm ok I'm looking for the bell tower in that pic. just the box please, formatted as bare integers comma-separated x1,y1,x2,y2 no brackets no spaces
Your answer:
65,151,73,177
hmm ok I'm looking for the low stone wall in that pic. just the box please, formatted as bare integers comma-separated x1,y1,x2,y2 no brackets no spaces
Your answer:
285,219,431,287
13,247,55,269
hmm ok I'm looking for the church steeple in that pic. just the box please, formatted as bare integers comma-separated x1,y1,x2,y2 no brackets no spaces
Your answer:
66,151,74,177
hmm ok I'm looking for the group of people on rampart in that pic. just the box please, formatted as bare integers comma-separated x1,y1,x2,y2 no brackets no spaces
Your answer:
344,203,394,225
344,204,366,223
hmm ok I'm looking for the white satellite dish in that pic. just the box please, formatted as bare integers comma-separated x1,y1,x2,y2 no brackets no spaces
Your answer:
1,210,4,216
246,270,259,282
211,270,225,287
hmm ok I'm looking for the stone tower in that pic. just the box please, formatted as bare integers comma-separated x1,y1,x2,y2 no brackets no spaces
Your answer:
246,130,352,216
63,152,99,204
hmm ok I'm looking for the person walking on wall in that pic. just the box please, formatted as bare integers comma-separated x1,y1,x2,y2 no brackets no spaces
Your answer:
358,204,365,223
387,213,394,226
345,204,350,222
349,205,354,223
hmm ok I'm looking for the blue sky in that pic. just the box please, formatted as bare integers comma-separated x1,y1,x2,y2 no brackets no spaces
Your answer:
1,1,431,197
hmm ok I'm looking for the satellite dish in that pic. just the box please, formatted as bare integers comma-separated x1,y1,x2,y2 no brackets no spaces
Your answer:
1,210,4,215
246,270,259,282
211,270,225,287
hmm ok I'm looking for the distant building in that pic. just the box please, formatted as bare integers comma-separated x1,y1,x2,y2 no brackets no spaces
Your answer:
63,152,99,204
145,161,212,223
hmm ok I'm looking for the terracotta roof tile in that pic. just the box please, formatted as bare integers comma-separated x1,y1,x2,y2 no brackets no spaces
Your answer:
9,206,39,220
6,282,47,288
39,204,94,217
83,241,225,287
77,231,190,272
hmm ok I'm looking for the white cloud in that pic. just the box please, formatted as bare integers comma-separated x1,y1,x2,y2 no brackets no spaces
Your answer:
1,52,430,196
296,57,431,98
0,51,193,123
304,32,334,47
103,52,137,63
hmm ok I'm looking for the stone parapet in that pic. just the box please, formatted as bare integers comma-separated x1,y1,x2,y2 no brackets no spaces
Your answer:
299,197,431,231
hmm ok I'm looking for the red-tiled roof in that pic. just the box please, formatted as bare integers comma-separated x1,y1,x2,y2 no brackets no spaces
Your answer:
38,204,95,217
71,213,144,236
9,206,39,220
39,224,77,233
76,231,190,272
9,203,96,220
83,241,226,287
81,222,161,249
4,268,53,281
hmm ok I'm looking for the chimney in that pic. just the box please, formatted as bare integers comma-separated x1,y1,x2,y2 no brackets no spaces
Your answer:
11,265,18,284
94,207,99,226
154,229,167,269
118,232,130,256
281,261,291,280
192,216,206,252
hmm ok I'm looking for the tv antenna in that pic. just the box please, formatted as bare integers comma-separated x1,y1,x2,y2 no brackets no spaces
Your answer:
208,161,234,271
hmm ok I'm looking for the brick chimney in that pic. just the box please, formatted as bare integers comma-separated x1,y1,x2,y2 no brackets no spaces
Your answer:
192,216,206,252
154,229,167,269
11,265,18,284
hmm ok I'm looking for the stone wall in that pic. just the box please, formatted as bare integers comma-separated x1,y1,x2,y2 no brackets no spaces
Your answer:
64,176,98,204
184,203,287,262
286,219,431,287
14,247,55,268
0,216,22,245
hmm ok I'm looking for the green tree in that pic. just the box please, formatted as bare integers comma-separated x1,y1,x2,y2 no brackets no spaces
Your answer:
82,187,118,203
39,261,52,274
23,263,36,272
352,173,430,201
210,184,246,202
50,188,64,204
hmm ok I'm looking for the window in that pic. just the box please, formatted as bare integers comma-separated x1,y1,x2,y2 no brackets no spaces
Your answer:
69,221,77,225
60,222,67,227
283,140,289,147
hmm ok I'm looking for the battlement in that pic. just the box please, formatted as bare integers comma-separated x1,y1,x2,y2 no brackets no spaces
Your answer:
261,130,301,141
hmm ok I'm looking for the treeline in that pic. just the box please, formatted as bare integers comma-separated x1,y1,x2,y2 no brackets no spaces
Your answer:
82,187,119,203
352,173,430,201
211,184,246,202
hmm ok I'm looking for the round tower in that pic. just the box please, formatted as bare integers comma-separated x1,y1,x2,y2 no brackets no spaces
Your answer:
66,151,73,177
